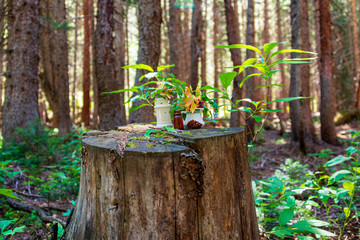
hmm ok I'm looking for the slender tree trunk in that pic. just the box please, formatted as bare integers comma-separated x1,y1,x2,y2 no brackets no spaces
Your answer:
183,8,191,84
129,0,162,123
72,1,79,122
300,0,316,140
190,0,202,89
95,0,123,130
313,0,321,112
352,0,360,109
169,0,184,80
55,0,72,137
200,2,207,87
319,0,339,145
224,0,242,127
263,0,269,45
81,0,91,126
213,0,219,105
289,0,301,143
125,1,130,101
91,0,99,127
114,0,127,125
246,0,256,141
0,0,5,119
2,0,40,143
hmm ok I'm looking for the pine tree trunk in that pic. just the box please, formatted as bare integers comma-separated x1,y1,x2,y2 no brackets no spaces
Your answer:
352,0,360,109
190,0,202,89
95,0,124,130
200,2,207,87
300,0,316,140
114,0,127,125
128,0,162,123
183,8,191,85
64,127,259,239
213,0,219,105
72,1,79,122
224,0,242,127
169,0,184,80
2,0,40,143
245,0,256,141
91,0,99,127
81,0,91,126
319,0,339,145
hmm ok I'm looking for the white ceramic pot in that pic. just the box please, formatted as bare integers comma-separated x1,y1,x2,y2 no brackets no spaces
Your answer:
154,98,173,128
182,108,205,129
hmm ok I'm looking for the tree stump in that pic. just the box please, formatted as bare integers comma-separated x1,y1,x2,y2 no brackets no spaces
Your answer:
64,125,259,239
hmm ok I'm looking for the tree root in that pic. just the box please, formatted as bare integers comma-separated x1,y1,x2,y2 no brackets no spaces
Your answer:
6,197,66,227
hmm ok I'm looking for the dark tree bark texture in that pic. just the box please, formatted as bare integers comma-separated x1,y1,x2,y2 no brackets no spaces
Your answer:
129,0,162,124
2,0,40,142
64,126,259,239
190,0,202,89
224,0,243,128
319,0,339,145
95,0,124,130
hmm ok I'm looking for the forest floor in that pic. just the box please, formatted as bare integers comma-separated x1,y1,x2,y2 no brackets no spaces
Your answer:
1,119,359,239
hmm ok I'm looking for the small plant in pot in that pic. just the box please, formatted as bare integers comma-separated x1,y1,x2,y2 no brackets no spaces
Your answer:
180,86,207,129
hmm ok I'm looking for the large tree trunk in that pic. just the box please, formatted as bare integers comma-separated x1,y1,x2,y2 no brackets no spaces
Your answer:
0,0,5,123
128,0,161,124
200,3,207,87
213,0,219,105
300,0,316,140
224,0,242,127
319,0,339,145
245,0,256,141
81,0,91,126
2,0,40,143
190,0,202,89
64,126,259,239
39,0,72,136
91,0,99,127
114,0,127,125
183,8,191,85
353,0,360,109
168,0,184,80
95,0,124,130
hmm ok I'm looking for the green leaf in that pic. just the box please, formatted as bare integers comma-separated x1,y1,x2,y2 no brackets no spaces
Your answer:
236,58,258,74
279,209,294,226
143,72,159,79
264,42,286,57
200,85,223,93
343,182,354,195
269,58,316,68
216,44,263,57
297,237,315,240
344,207,351,218
324,155,351,167
252,115,263,123
163,126,177,133
3,225,25,236
267,96,310,104
218,71,237,90
239,73,261,88
346,146,357,156
291,220,335,237
268,49,317,61
286,196,296,208
259,109,281,113
157,64,175,72
328,170,351,185
0,189,18,199
102,88,139,94
129,104,150,113
353,167,360,173
122,64,154,72
144,129,158,138
0,219,15,232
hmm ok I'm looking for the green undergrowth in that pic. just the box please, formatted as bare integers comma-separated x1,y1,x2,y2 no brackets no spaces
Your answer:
254,130,360,239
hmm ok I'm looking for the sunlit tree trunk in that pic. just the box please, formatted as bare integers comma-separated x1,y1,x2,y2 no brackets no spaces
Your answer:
91,0,99,127
0,0,5,119
129,0,161,123
95,0,124,129
352,0,360,109
319,0,339,145
200,2,207,87
2,0,40,142
81,0,91,126
190,0,202,89
213,0,219,105
114,0,127,125
224,0,242,127
183,8,191,84
72,1,79,122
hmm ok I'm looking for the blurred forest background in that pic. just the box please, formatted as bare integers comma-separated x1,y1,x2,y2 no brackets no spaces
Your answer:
0,0,360,239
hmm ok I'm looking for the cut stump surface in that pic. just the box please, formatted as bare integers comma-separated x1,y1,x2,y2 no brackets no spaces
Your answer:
64,124,259,240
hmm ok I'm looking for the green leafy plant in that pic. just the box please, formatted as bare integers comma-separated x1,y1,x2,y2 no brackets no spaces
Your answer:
0,218,25,240
213,42,316,149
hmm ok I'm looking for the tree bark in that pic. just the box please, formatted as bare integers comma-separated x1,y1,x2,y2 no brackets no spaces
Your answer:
263,0,269,45
224,0,242,127
213,0,219,105
300,0,316,140
114,0,127,125
168,0,184,80
319,0,339,145
2,0,40,142
183,8,191,84
190,0,202,89
128,0,162,124
72,1,79,122
245,0,256,141
64,126,259,239
352,0,360,109
81,0,91,126
95,0,124,130
91,0,99,127
200,2,207,87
